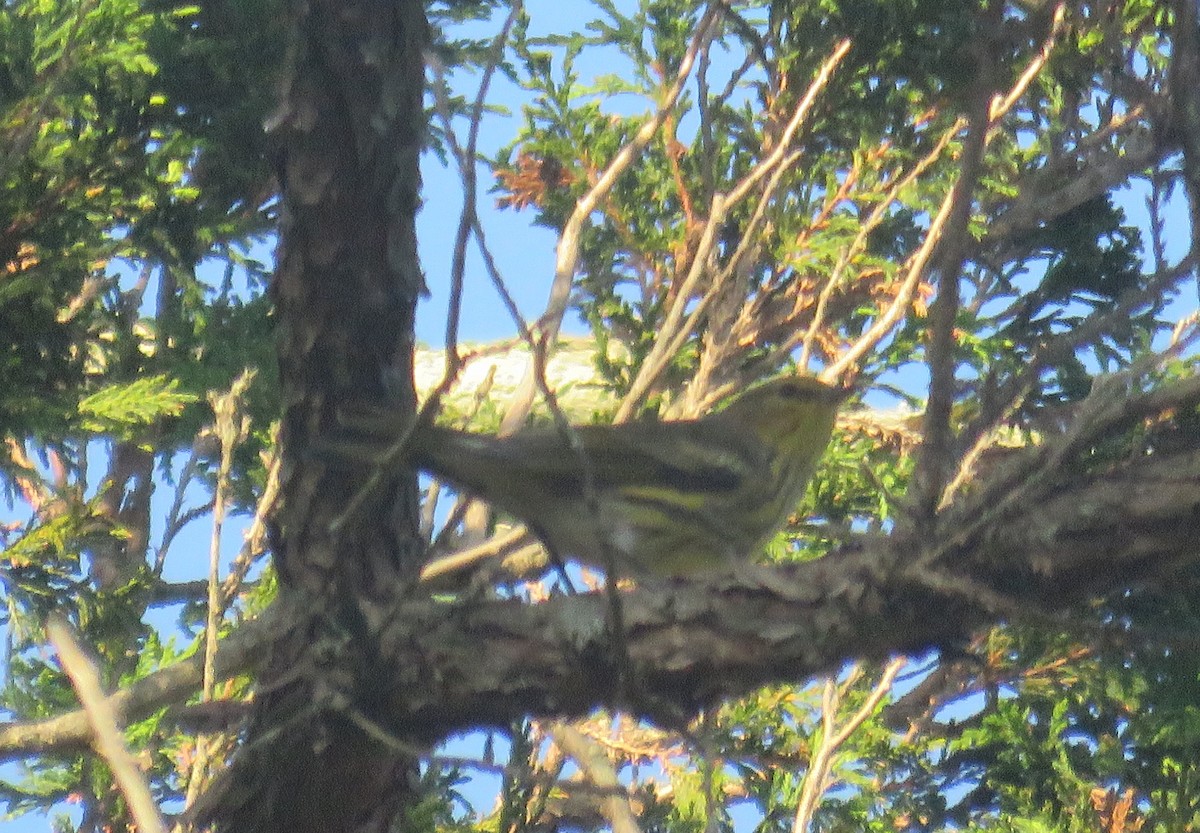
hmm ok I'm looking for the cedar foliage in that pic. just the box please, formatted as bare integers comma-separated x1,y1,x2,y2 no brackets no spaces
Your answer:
1,1,1198,832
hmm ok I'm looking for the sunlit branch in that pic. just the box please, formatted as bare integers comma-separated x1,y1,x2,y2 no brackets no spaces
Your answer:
47,616,168,833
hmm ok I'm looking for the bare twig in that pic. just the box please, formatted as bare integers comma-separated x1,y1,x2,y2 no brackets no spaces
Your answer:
46,616,168,833
425,1,524,367
187,370,256,808
0,608,274,761
2,438,53,514
429,56,535,348
913,90,994,528
614,191,729,422
330,339,522,532
792,659,906,833
220,434,281,610
821,122,968,384
621,39,853,420
419,526,539,584
501,5,721,434
154,439,208,572
986,4,1066,124
821,6,1066,381
727,39,852,207
551,723,643,833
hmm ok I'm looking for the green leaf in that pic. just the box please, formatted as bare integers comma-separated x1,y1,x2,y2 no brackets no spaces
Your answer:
77,374,198,435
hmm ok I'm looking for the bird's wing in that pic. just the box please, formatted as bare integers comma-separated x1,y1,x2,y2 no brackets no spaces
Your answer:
445,419,763,498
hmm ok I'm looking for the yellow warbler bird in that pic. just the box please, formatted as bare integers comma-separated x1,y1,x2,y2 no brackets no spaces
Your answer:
329,375,849,577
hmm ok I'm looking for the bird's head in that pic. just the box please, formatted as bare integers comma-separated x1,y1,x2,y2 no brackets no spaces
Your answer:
722,376,851,456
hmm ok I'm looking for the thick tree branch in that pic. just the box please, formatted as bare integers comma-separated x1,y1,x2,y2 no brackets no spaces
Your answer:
368,403,1200,737
2,388,1197,766
0,610,272,760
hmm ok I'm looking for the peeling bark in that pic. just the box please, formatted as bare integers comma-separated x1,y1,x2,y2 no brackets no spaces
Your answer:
192,1,429,831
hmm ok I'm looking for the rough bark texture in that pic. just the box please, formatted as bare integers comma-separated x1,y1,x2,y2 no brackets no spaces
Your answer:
2,383,1198,789
363,434,1200,737
97,1,1195,829
193,1,428,832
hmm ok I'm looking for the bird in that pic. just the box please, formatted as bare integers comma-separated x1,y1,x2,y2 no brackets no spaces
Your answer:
325,375,850,577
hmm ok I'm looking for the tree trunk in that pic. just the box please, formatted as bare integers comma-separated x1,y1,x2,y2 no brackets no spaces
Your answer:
193,2,429,831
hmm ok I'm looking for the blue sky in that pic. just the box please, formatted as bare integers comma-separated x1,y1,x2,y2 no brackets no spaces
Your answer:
3,0,1197,828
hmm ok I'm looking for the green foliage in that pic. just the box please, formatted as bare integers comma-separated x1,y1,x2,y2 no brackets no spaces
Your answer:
0,0,279,437
403,764,479,833
77,374,197,435
0,0,279,825
0,0,1193,830
467,0,1190,831
495,0,986,396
